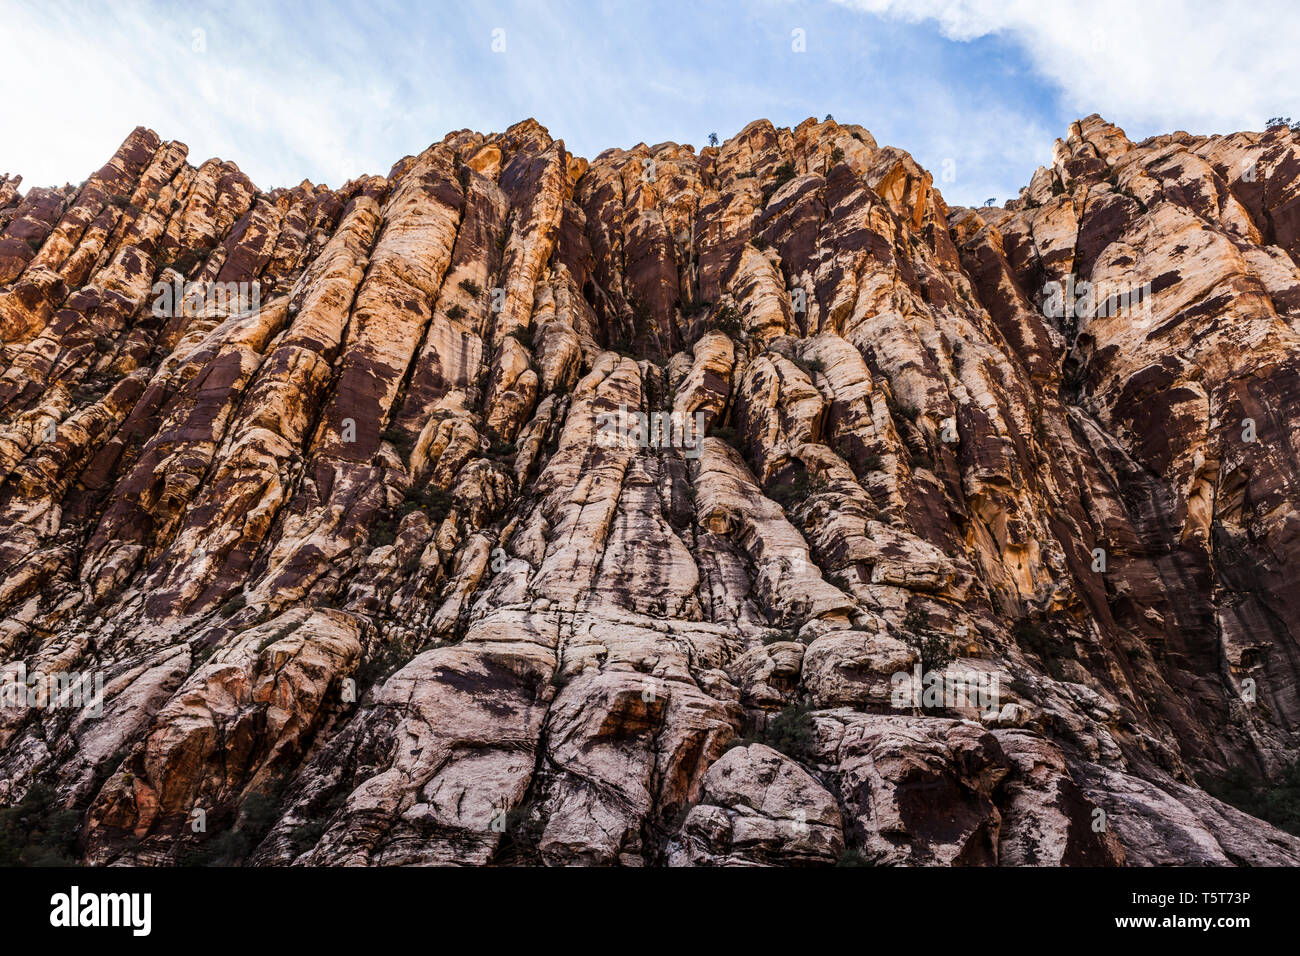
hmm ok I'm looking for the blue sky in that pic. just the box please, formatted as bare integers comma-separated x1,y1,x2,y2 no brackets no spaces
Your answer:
3,0,1297,207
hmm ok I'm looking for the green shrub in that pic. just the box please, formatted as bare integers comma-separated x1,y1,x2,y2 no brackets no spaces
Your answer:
256,619,300,653
171,247,206,275
1008,676,1036,700
401,485,455,522
1011,618,1076,679
794,355,824,376
353,635,415,691
369,515,399,547
836,849,872,866
491,801,547,863
768,470,824,510
711,304,743,337
487,439,516,461
458,278,482,298
184,787,283,866
710,424,740,447
285,792,347,854
381,427,413,458
504,803,545,851
218,592,248,618
0,783,78,866
886,394,920,424
631,300,654,336
830,147,845,164
1201,761,1300,836
761,162,797,204
901,608,954,674
763,629,800,645
71,382,107,405
286,819,328,852
446,304,467,322
764,704,816,761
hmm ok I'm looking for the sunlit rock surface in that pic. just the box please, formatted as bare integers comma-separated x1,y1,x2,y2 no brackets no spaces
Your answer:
2,114,1300,866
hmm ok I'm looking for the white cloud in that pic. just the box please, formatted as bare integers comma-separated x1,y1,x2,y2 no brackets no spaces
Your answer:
836,0,1300,137
4,0,1292,210
0,0,429,189
0,0,678,189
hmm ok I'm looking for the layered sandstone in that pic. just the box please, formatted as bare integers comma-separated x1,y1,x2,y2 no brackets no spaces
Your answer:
2,114,1300,866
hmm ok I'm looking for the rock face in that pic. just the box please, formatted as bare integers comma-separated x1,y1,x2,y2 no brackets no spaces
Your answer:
2,114,1300,866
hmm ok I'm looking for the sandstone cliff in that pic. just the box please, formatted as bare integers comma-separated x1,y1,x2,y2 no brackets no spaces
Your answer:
2,114,1300,866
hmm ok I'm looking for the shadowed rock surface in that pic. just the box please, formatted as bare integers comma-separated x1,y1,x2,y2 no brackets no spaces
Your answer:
2,114,1300,866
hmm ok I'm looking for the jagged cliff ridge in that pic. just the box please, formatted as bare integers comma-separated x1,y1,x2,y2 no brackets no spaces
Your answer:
1,112,1300,867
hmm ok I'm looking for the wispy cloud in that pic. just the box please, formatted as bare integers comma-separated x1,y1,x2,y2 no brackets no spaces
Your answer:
1,0,1289,208
839,0,1300,137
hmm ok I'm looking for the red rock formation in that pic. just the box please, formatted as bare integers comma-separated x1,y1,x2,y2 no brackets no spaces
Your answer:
2,114,1300,866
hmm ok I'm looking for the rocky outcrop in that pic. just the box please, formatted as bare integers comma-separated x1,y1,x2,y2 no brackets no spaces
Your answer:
2,114,1300,866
